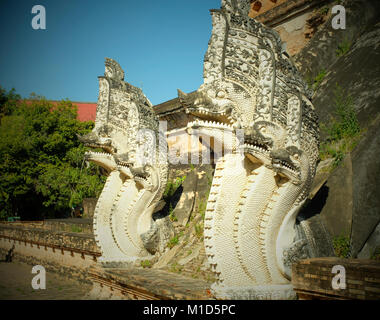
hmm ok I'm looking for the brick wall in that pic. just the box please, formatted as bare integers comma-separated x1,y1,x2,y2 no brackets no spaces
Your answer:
292,257,380,300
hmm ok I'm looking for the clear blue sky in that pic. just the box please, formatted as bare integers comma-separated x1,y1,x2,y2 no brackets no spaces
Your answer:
0,0,221,105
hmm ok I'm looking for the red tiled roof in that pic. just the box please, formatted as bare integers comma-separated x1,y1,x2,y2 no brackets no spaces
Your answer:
24,100,97,122
74,102,97,122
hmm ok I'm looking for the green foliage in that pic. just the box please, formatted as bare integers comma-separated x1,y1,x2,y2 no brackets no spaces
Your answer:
70,225,82,233
333,235,351,258
194,223,203,238
36,146,106,211
163,175,186,199
313,69,327,91
206,171,213,188
0,88,105,220
167,235,179,248
319,84,361,167
327,85,360,139
336,39,352,57
167,231,184,249
0,86,20,119
319,6,329,15
371,247,380,260
197,171,213,219
168,203,177,222
170,262,183,273
306,70,327,92
198,199,207,220
140,260,152,268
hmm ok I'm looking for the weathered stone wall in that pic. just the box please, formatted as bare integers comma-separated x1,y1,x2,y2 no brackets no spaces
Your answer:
0,223,99,252
294,0,380,85
0,245,94,284
83,198,97,218
249,0,289,19
0,222,100,283
312,115,380,258
251,0,333,55
43,219,93,234
290,0,380,258
292,257,380,299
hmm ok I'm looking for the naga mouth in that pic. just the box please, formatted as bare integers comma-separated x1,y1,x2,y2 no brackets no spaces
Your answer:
86,143,116,154
116,157,153,189
186,95,237,125
244,134,272,152
186,119,275,165
187,119,235,131
244,143,272,167
78,131,116,155
133,175,153,190
270,149,301,182
272,159,299,181
130,166,156,191
186,106,236,126
113,153,134,167
84,150,118,173
84,151,114,160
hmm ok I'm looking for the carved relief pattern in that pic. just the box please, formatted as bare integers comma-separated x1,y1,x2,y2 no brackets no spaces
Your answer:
204,12,227,85
256,48,273,121
180,0,321,300
94,78,110,132
286,96,301,149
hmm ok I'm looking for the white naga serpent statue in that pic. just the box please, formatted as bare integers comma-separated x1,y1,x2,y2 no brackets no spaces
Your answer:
81,0,331,300
79,58,169,262
179,0,320,299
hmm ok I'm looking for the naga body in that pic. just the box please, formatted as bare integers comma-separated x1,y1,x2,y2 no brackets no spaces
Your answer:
179,0,323,299
79,58,169,262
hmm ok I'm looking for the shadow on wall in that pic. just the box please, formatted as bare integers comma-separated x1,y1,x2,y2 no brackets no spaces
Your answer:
153,185,183,221
296,184,329,224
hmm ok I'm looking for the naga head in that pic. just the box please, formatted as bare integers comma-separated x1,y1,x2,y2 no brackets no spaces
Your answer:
79,58,167,195
105,57,125,82
80,58,169,262
182,0,319,188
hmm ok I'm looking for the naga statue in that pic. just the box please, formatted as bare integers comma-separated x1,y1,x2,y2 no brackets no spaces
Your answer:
178,0,322,299
82,0,333,300
79,58,169,262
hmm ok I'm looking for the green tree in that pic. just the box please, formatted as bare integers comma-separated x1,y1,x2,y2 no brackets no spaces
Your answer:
0,86,20,119
0,88,105,220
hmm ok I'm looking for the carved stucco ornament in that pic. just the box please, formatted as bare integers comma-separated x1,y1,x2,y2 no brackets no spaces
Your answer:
180,0,320,299
79,58,169,262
